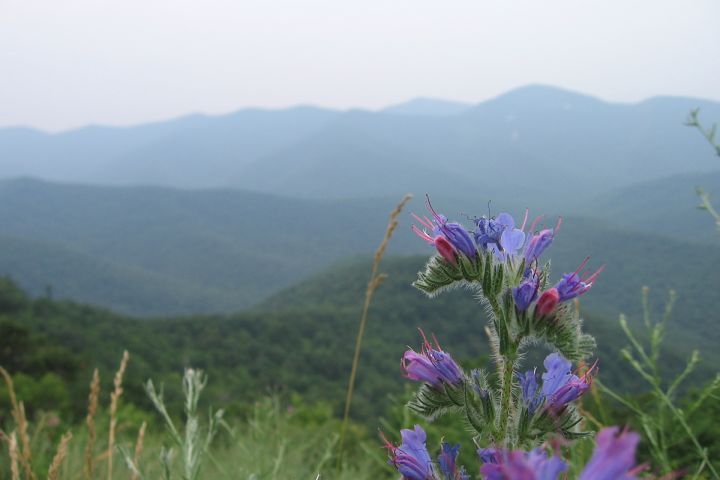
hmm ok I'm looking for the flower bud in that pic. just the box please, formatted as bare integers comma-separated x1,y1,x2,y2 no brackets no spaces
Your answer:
441,222,476,259
434,235,457,265
524,228,554,262
536,288,559,316
512,270,540,311
438,442,470,480
402,331,463,388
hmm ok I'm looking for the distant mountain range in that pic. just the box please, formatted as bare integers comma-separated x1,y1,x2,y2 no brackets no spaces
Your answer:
2,85,719,211
1,83,718,318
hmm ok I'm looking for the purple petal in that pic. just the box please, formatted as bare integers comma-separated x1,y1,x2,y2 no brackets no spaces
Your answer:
579,427,640,480
541,353,574,398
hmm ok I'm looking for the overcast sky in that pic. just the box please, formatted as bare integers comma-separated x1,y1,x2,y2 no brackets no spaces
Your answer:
1,0,719,131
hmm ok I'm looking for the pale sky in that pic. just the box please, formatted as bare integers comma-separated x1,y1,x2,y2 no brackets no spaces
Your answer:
1,0,719,132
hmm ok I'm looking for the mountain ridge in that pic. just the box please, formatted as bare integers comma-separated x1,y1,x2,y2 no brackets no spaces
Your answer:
4,85,719,203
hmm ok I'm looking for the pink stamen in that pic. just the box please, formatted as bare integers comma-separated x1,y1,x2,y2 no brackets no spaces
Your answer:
579,359,599,383
379,432,397,453
529,215,545,233
520,208,529,231
418,327,432,351
583,265,606,285
554,217,563,234
431,333,442,351
411,225,434,244
574,256,590,275
411,213,434,231
628,463,650,476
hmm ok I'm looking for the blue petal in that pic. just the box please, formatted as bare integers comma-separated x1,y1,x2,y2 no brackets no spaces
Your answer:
501,228,526,253
495,212,515,229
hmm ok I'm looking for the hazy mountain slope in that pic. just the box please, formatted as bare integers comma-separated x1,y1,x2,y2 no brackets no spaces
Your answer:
579,171,720,245
232,115,497,199
2,179,718,318
382,97,472,116
0,107,339,187
0,178,424,314
101,107,340,187
0,235,239,315
236,86,720,205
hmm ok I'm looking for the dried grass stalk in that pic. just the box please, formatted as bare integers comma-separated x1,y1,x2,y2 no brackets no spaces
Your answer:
130,421,147,480
1,367,36,480
84,368,101,480
47,431,72,480
107,351,129,480
337,193,412,467
8,430,20,480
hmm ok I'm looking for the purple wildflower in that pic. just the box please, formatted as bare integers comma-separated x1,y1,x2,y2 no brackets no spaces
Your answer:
474,215,506,250
554,257,605,302
412,196,476,260
579,427,642,480
475,211,526,256
383,425,434,480
524,217,562,263
478,447,500,464
402,330,463,388
438,442,470,480
513,269,540,311
517,369,542,415
479,448,568,480
541,353,595,410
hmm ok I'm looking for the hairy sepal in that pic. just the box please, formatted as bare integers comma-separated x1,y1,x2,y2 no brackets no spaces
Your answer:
407,383,462,420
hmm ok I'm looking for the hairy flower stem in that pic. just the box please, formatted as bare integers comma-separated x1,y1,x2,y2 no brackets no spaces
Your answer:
485,293,518,446
497,355,516,447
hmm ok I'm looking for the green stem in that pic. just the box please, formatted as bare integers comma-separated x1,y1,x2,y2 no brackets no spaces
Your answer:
487,293,517,446
497,355,516,446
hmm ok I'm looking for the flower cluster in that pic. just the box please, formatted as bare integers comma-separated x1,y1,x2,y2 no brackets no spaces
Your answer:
393,196,641,479
385,425,641,480
412,196,560,264
412,196,603,317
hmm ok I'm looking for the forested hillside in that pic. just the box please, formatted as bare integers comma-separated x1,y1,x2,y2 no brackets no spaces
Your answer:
1,179,717,317
4,251,712,426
